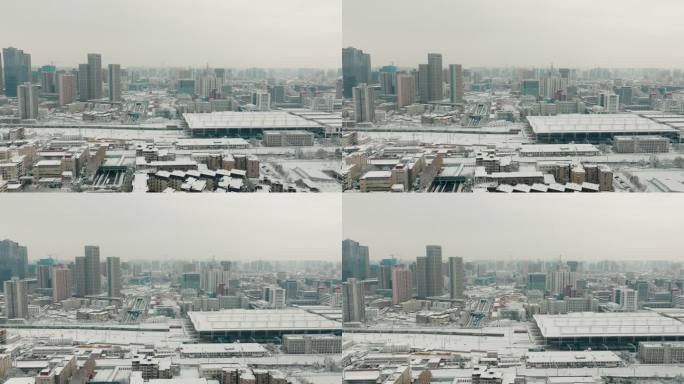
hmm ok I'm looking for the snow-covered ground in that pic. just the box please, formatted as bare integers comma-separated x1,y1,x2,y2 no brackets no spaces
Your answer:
364,131,530,147
618,168,684,192
344,326,535,355
26,127,184,140
8,327,191,347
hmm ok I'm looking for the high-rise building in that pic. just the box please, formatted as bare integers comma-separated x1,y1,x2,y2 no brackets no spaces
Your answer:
633,280,649,303
181,272,201,290
415,256,428,299
352,84,375,123
0,239,28,285
269,85,285,105
379,71,395,95
4,278,28,319
52,268,71,302
2,47,31,97
449,64,464,104
396,73,416,108
342,47,371,98
74,257,86,297
201,267,230,294
613,287,638,311
177,79,195,96
391,266,411,305
285,279,298,301
541,75,568,100
618,86,633,106
378,264,393,290
427,53,443,102
87,53,103,100
39,66,56,94
77,245,101,296
342,278,365,323
416,245,444,299
57,73,76,106
106,256,121,298
527,273,547,291
547,267,576,295
108,64,121,102
253,91,270,111
36,264,52,289
521,79,540,98
18,82,39,120
77,63,89,101
266,286,286,308
341,239,370,282
418,64,429,103
448,256,465,300
425,245,443,297
566,261,580,272
198,75,221,99
0,52,3,95
598,91,619,113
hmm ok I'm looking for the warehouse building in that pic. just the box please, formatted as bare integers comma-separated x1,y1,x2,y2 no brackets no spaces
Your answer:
528,114,679,143
533,311,684,350
187,308,342,343
183,112,324,138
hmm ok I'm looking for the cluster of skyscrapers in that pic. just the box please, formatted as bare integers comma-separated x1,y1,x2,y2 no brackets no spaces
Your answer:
341,240,465,323
0,240,122,320
342,48,464,122
0,47,123,117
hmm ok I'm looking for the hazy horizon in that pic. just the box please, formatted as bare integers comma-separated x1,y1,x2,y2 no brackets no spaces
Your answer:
0,195,342,262
1,0,341,68
343,0,684,69
343,195,684,262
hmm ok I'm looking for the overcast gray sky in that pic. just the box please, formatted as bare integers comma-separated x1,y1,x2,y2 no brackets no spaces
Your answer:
343,195,683,262
1,0,341,68
0,195,341,262
343,0,684,68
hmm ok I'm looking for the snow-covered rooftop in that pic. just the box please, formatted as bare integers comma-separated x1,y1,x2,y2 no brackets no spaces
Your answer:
528,114,676,134
183,112,322,130
534,311,684,338
187,308,341,332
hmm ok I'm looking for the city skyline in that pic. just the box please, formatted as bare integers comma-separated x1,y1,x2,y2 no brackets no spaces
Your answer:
0,195,342,262
1,0,341,68
343,0,684,68
3,1,684,382
342,195,684,261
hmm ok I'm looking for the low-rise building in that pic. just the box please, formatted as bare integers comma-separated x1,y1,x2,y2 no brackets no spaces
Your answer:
179,343,267,358
282,334,342,354
614,135,669,153
525,351,622,368
263,131,315,147
33,160,63,179
639,341,684,364
360,171,393,192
